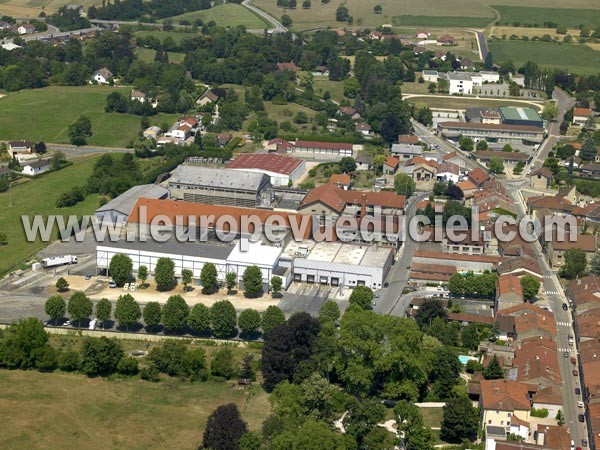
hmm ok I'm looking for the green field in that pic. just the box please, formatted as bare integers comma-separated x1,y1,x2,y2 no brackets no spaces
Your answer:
0,86,178,147
163,4,269,29
136,47,186,64
0,369,270,450
0,157,100,275
393,15,494,28
135,30,199,44
488,40,600,75
492,5,600,28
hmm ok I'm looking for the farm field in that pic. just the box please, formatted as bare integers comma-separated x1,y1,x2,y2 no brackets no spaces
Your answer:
405,95,543,111
489,25,582,39
164,4,269,29
0,369,270,450
0,0,99,17
392,15,493,28
491,5,600,28
0,86,178,147
0,156,100,275
488,40,600,75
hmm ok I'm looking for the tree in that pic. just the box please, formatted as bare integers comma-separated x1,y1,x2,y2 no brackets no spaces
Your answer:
202,403,248,450
162,295,189,333
335,5,350,22
270,276,283,297
542,102,558,121
137,265,148,287
242,265,263,298
394,172,416,197
95,298,112,329
55,277,69,292
35,141,47,154
345,399,386,446
581,137,597,161
148,340,188,377
489,156,504,174
67,292,93,325
109,253,132,287
80,336,124,376
484,354,504,379
0,318,49,369
561,248,587,279
373,4,382,13
211,300,237,338
280,14,292,28
349,286,373,310
556,409,565,426
462,323,484,351
428,82,437,93
590,251,600,276
484,51,493,70
476,140,488,151
302,0,311,8
226,272,237,292
440,396,479,443
415,299,447,329
318,300,340,323
339,156,357,173
343,77,361,98
187,303,211,334
68,115,92,146
459,136,474,151
117,356,139,375
446,183,464,200
502,144,514,152
211,348,236,379
521,275,541,300
58,349,80,372
154,257,175,291
261,305,286,334
238,309,261,335
200,263,218,294
181,268,193,292
509,82,520,97
34,345,58,372
45,295,66,323
114,293,141,330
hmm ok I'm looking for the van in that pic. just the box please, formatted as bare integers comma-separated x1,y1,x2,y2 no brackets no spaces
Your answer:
89,319,97,330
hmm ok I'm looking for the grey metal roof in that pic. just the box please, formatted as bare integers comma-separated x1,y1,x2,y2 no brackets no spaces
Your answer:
391,143,423,155
100,235,235,261
422,70,438,75
446,72,473,81
169,165,269,192
96,184,168,216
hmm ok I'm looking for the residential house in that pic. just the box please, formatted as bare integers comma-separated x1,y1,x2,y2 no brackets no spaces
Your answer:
472,151,530,167
0,20,11,31
545,234,598,270
265,138,295,154
456,179,478,198
368,31,383,41
130,90,146,103
405,157,437,182
21,159,50,176
437,34,454,45
422,70,439,82
535,425,571,450
510,74,525,87
355,122,372,136
446,71,474,94
495,274,524,312
92,67,113,84
572,107,593,127
355,155,372,171
277,62,298,74
329,173,351,190
7,140,33,158
17,24,36,35
442,151,464,167
398,135,420,145
196,88,225,106
581,163,600,177
556,185,582,207
391,143,423,160
383,156,400,174
566,275,600,314
216,133,232,147
412,250,502,274
312,65,329,77
436,162,461,183
497,257,543,280
468,167,491,187
143,126,162,140
415,31,429,39
480,379,531,438
530,168,552,189
460,57,474,70
413,46,427,55
575,308,600,341
226,153,306,187
496,304,556,342
513,337,561,389
338,106,361,121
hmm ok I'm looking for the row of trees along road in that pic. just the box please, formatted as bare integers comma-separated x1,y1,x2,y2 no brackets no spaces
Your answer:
45,292,287,338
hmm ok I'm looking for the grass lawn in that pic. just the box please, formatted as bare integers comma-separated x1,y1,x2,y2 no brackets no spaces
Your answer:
405,95,543,110
0,86,179,147
0,369,270,450
134,30,199,44
491,5,600,28
392,15,493,28
264,101,316,124
0,156,100,275
165,4,269,29
136,47,186,64
312,79,345,103
420,406,444,428
488,40,600,75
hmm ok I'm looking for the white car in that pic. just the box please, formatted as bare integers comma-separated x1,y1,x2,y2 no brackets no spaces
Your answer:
123,283,130,291
129,284,137,292
89,319,98,330
578,401,584,408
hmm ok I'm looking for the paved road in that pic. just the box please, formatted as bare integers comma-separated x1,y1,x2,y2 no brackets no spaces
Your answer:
527,87,576,172
374,191,430,316
242,0,288,34
48,143,133,159
508,178,587,448
474,30,488,59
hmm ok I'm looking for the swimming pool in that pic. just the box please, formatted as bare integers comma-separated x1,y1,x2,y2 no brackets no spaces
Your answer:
458,355,476,365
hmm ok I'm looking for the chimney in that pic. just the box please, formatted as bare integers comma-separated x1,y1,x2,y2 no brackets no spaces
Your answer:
361,193,367,218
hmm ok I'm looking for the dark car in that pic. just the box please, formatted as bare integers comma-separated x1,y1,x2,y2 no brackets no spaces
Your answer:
562,303,568,311
85,273,92,280
575,387,581,395
578,414,585,422
574,369,579,376
582,439,588,448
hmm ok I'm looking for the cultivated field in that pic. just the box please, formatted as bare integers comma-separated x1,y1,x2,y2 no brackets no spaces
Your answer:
489,26,582,39
0,369,270,450
0,156,100,275
164,3,270,29
392,15,493,28
0,86,178,147
0,0,99,17
491,5,600,28
488,40,600,75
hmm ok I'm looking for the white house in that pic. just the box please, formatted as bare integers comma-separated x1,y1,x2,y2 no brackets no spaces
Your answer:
92,67,113,85
422,70,439,83
480,71,501,83
415,31,429,39
573,107,593,127
21,159,50,176
446,72,475,95
17,24,36,35
130,89,146,103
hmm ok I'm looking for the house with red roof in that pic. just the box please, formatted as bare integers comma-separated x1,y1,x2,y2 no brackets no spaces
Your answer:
495,274,524,312
437,34,454,45
226,153,306,187
383,156,400,174
329,173,351,190
572,107,593,126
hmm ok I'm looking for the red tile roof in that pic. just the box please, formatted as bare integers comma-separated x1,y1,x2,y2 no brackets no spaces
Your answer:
226,153,303,176
413,249,503,263
295,140,353,151
573,107,592,117
384,156,400,168
468,167,490,186
514,337,561,385
497,274,523,298
398,134,419,144
329,173,351,186
299,183,405,213
480,379,531,411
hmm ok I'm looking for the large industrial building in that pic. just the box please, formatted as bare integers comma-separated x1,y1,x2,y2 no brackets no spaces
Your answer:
498,107,543,128
168,165,271,208
225,153,306,187
437,122,545,145
94,184,169,225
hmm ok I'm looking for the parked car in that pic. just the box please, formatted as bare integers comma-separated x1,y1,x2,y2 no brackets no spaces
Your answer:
562,303,568,311
123,283,130,291
573,369,579,376
63,320,71,327
89,319,97,330
564,351,570,358
578,414,585,422
578,401,584,408
108,281,117,288
575,387,581,395
130,284,137,292
85,273,92,280
582,439,588,447
571,356,577,365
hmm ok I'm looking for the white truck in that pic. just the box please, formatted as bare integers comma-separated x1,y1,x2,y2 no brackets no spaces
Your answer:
41,255,78,269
